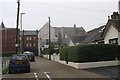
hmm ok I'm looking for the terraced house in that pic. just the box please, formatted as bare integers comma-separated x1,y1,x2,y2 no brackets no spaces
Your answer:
22,30,38,56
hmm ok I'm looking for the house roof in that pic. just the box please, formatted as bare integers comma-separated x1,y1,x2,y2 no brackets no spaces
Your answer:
53,26,86,45
71,36,86,44
23,30,38,35
62,27,85,37
61,38,71,45
83,25,105,43
0,22,17,30
101,12,120,38
0,22,5,29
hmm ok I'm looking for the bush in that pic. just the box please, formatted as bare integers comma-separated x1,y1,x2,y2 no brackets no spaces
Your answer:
41,48,59,55
2,52,20,57
60,44,120,63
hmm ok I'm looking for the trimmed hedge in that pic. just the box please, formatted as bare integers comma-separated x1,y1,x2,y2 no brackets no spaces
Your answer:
41,48,59,55
60,44,120,63
2,52,20,57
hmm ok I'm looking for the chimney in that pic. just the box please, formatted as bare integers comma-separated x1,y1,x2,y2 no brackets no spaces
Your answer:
74,24,76,28
111,12,119,20
74,24,77,36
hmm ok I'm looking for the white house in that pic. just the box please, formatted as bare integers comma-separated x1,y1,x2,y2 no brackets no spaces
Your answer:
102,12,120,45
38,22,58,56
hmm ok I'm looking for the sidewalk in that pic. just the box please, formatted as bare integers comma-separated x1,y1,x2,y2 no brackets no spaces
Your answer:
84,66,119,78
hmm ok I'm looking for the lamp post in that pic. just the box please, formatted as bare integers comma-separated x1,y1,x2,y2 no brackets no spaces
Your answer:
118,0,120,14
15,0,20,54
20,13,25,54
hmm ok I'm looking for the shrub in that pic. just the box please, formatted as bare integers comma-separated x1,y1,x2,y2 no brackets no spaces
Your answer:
60,44,120,63
41,48,59,55
2,52,17,57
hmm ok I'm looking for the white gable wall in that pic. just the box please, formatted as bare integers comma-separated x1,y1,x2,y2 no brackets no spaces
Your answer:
104,25,118,44
38,22,58,56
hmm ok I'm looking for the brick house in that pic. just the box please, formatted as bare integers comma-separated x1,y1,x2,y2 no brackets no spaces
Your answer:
0,22,20,53
22,30,38,56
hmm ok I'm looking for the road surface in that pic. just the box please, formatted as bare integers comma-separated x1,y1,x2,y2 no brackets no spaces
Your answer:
2,56,118,80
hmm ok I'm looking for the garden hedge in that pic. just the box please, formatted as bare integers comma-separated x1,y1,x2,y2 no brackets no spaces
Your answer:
2,52,20,57
60,44,120,63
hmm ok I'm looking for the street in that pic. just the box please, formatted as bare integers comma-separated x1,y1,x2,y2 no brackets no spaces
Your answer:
2,56,118,80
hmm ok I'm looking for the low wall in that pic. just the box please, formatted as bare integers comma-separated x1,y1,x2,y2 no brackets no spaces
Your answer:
42,54,119,69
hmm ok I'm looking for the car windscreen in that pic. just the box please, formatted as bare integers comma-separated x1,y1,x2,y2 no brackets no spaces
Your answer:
11,55,27,60
24,52,33,55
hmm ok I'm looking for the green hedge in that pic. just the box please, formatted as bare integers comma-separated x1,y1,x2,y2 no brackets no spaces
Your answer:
41,48,59,55
2,52,20,57
60,44,120,63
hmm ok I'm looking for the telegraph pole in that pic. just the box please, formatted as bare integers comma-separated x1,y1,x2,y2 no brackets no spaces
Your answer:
15,0,20,54
48,17,51,60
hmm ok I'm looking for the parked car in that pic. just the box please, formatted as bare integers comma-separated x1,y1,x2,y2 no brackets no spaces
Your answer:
23,51,35,62
8,54,30,74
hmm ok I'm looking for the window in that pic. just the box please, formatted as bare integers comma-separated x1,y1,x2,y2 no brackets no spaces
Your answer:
26,43,29,47
29,43,32,47
34,37,36,40
26,37,29,40
19,37,21,40
26,37,31,40
29,37,31,40
109,38,118,44
34,43,36,47
46,39,49,45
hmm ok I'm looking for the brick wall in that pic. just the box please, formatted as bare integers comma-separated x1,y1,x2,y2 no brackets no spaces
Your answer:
2,29,20,53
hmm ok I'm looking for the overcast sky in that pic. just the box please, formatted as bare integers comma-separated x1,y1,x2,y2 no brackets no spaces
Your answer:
0,0,119,31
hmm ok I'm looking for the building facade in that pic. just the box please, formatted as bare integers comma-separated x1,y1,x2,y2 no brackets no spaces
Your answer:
23,30,38,56
38,22,58,56
0,22,20,53
102,12,120,45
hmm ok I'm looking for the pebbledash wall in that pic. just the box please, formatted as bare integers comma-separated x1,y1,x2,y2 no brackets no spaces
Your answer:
43,54,119,69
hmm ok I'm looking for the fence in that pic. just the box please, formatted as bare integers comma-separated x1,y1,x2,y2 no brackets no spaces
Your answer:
2,57,10,74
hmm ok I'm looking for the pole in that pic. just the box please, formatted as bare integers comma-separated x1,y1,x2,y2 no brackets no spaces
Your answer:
15,0,20,54
23,30,24,53
20,13,25,54
118,0,120,14
48,17,51,60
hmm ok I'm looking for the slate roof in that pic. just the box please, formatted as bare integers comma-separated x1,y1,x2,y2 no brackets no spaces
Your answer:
62,27,85,37
0,22,17,30
0,22,5,30
61,38,71,45
53,26,86,45
83,25,105,43
71,36,86,44
23,30,38,35
53,27,86,37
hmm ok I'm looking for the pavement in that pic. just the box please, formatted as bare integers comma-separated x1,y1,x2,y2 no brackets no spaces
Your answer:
84,66,119,79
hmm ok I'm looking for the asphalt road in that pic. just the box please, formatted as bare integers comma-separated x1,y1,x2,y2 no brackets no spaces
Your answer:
2,56,119,80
